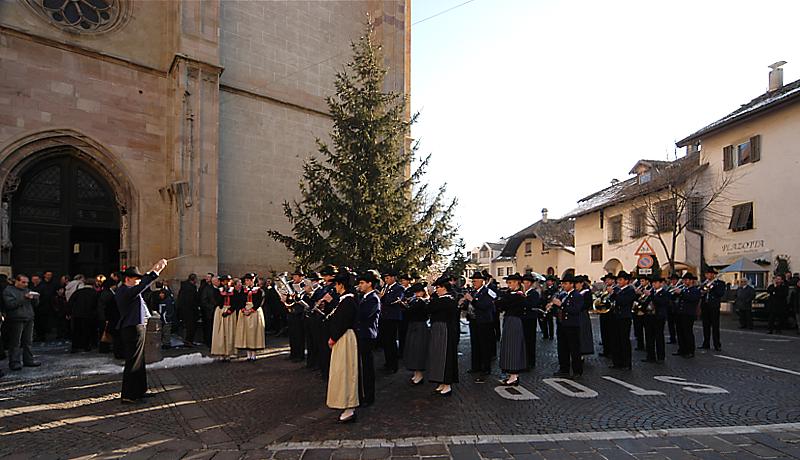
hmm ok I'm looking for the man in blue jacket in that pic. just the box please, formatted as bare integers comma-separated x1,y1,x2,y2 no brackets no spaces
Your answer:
521,273,541,370
675,272,701,358
552,274,583,377
610,271,635,370
461,271,496,383
700,267,726,351
643,275,670,363
378,270,404,373
356,270,381,407
116,259,167,404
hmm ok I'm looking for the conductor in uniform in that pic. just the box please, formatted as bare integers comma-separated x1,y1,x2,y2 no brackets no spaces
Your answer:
116,259,168,404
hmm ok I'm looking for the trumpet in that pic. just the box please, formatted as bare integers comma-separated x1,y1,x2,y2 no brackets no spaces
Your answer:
633,287,653,316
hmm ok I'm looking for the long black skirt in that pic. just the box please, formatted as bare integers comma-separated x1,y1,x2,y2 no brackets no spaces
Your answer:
404,321,429,371
578,311,595,355
427,322,459,384
499,315,526,373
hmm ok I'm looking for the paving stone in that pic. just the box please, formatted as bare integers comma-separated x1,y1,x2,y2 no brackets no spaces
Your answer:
417,444,448,456
741,443,784,457
448,444,481,460
687,436,736,453
331,447,363,459
595,448,636,460
391,447,418,456
273,451,303,460
361,447,390,460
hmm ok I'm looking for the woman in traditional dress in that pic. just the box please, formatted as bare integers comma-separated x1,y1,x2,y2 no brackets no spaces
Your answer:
403,282,430,385
235,273,265,361
426,276,459,397
495,273,527,386
211,275,237,361
325,272,359,423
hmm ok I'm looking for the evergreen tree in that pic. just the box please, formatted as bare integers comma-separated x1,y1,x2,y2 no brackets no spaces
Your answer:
444,238,471,278
268,23,457,274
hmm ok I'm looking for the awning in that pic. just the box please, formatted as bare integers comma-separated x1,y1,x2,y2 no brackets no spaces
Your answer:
719,257,770,273
707,250,773,268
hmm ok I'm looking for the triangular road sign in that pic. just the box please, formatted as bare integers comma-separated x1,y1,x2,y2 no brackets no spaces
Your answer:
635,239,656,256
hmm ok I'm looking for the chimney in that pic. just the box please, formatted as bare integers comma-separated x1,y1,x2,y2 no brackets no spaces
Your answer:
541,208,549,223
768,61,787,92
610,178,620,186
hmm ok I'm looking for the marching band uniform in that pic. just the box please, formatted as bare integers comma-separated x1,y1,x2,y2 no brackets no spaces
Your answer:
675,273,701,358
397,274,413,358
554,274,584,377
666,274,680,343
286,282,306,363
465,272,496,381
496,274,526,382
610,271,635,370
540,277,558,339
403,283,430,375
598,274,616,357
700,268,725,351
644,277,669,362
379,272,405,373
633,278,650,351
326,289,360,419
356,272,381,407
211,276,238,359
521,274,540,370
577,276,595,355
235,274,266,360
315,273,337,379
427,276,459,395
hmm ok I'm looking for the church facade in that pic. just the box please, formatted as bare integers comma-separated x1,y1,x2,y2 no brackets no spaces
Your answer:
0,0,410,280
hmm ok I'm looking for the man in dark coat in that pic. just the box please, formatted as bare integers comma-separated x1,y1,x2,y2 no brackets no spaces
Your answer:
3,275,41,371
460,271,496,383
700,267,726,351
674,272,701,358
767,275,788,334
521,273,540,370
552,274,584,377
177,273,200,346
734,279,756,330
68,280,99,352
378,270,404,373
199,274,218,346
610,271,635,370
643,276,670,363
356,271,381,407
116,260,167,403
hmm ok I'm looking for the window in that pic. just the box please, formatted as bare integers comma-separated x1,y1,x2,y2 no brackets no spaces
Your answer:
497,267,503,276
729,202,754,232
506,267,514,276
608,216,622,243
599,209,604,229
723,135,761,171
688,196,704,230
630,208,646,238
591,244,603,262
524,242,532,255
656,200,676,233
638,171,652,185
480,250,489,259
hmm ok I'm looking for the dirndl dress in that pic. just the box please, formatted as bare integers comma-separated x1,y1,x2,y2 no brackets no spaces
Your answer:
403,321,430,371
427,322,448,382
327,329,360,409
211,307,238,357
499,315,526,373
234,302,266,350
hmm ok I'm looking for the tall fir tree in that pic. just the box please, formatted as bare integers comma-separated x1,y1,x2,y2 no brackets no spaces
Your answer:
268,22,457,274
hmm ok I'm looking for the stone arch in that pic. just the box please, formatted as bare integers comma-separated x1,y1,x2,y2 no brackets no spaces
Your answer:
603,258,623,275
0,129,139,269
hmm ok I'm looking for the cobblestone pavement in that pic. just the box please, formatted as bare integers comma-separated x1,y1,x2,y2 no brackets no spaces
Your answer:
1,317,799,459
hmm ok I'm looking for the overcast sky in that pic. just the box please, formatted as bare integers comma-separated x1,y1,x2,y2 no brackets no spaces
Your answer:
409,0,799,250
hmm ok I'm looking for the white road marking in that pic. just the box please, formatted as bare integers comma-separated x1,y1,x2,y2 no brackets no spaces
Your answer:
267,422,800,450
494,385,540,400
716,355,800,377
542,378,598,398
653,376,728,394
602,376,665,396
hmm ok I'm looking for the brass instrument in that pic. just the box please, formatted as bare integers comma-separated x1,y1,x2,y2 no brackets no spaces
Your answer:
668,281,685,296
633,287,654,316
591,289,613,314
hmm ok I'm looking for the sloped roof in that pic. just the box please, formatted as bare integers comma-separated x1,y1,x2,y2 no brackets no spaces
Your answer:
719,257,770,273
500,218,575,257
677,77,800,147
484,242,505,251
564,152,706,219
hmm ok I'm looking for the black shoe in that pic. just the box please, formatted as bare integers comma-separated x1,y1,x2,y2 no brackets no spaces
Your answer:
641,359,656,363
714,347,721,352
141,392,158,398
573,373,583,378
121,397,146,405
699,345,710,350
9,363,22,371
359,400,373,408
474,377,486,384
768,330,774,334
672,352,684,356
684,353,695,358
553,371,570,377
23,361,41,367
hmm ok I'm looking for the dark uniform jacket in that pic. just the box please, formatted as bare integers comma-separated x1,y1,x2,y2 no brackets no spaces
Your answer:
767,284,788,311
357,290,381,340
68,285,99,319
116,272,158,329
612,285,636,319
404,297,429,323
471,285,496,323
200,283,219,313
558,289,583,327
523,288,541,320
380,283,405,321
651,287,671,319
327,293,357,342
703,279,726,310
677,286,701,318
495,290,525,317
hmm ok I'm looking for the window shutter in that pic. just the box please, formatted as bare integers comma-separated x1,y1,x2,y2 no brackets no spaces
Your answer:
743,202,754,229
750,135,761,162
729,205,740,230
723,145,734,171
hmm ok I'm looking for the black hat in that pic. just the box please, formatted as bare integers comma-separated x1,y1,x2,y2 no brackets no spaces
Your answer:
242,272,257,280
399,273,413,281
407,281,427,293
669,273,680,280
504,273,523,282
576,275,590,283
306,271,321,281
319,265,337,276
120,267,145,279
332,272,351,286
616,271,631,280
650,275,665,282
432,275,450,288
561,273,577,283
357,271,380,285
545,274,559,282
521,273,538,283
682,272,698,280
600,273,614,281
481,270,492,279
704,266,718,274
382,270,398,278
470,271,485,280
291,268,305,276
219,274,232,281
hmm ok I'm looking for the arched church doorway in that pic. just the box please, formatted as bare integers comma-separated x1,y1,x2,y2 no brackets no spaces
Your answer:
10,153,120,278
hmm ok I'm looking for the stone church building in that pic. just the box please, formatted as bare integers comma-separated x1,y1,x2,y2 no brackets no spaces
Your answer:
0,0,410,281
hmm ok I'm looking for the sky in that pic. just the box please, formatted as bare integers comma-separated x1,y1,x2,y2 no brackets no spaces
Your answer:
409,0,799,250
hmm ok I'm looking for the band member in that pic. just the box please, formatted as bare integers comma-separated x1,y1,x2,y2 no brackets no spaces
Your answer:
211,275,237,361
284,275,306,363
303,272,326,374
356,271,381,407
378,270,404,374
666,273,681,343
540,275,559,339
766,275,788,334
700,267,725,351
496,273,526,386
576,275,594,356
610,271,635,370
735,278,756,330
403,282,430,385
643,275,669,362
398,273,413,358
484,272,501,351
552,273,584,377
235,273,265,361
315,268,338,378
520,273,540,370
460,271,496,383
115,259,168,403
674,272,701,358
427,276,460,396
633,275,651,351
598,273,616,357
325,271,359,423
